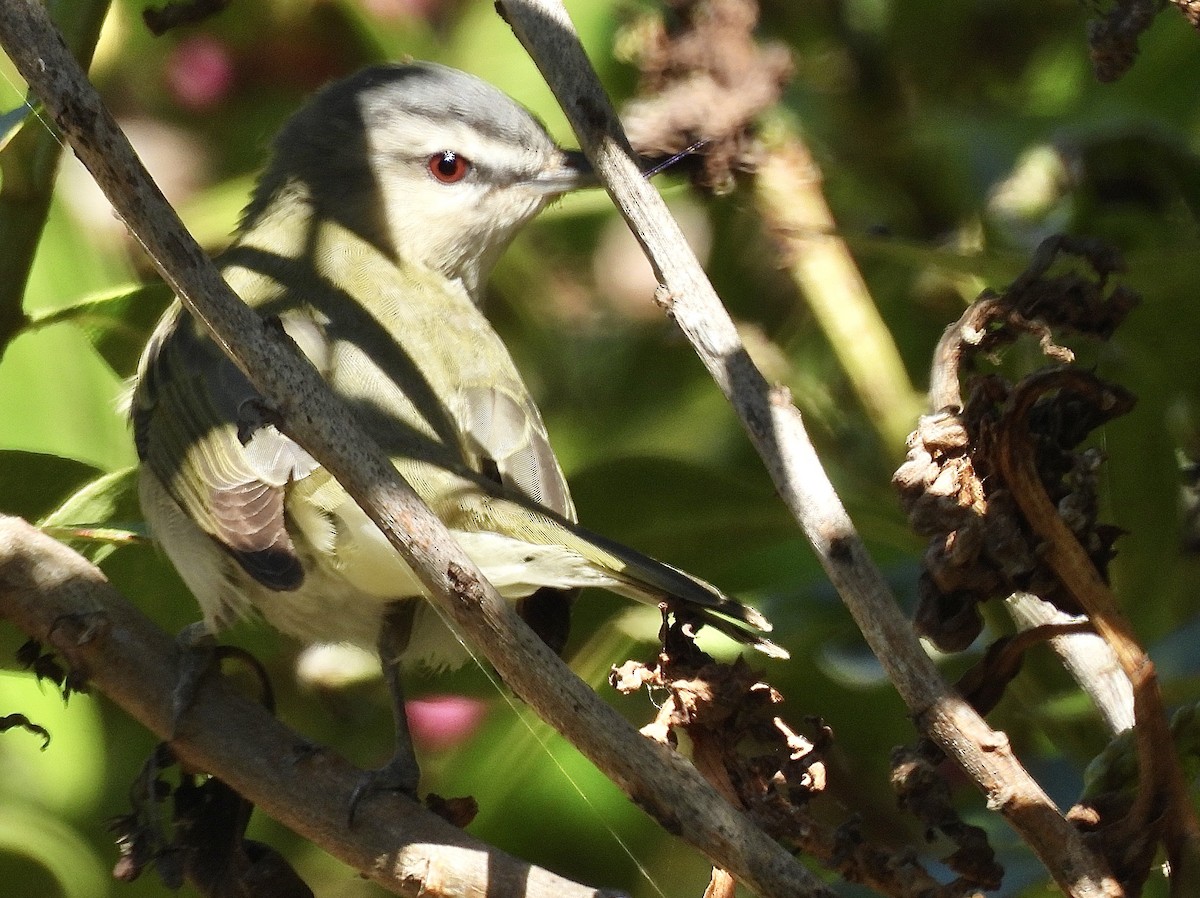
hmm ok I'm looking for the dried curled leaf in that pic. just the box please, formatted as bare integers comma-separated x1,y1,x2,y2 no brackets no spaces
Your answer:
110,742,314,896
614,615,986,895
610,613,825,810
618,0,793,192
891,746,1004,891
894,236,1138,651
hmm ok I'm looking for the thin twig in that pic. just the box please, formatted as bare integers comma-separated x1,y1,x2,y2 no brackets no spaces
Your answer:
0,516,608,898
496,1,1123,895
0,2,830,895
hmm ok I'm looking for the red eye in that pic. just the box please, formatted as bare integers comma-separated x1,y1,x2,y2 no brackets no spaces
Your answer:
428,151,470,183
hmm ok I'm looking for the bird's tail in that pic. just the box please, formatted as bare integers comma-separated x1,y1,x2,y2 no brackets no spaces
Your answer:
459,490,788,659
575,523,790,659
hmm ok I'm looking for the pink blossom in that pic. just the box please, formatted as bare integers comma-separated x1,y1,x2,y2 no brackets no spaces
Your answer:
406,695,488,750
166,36,236,110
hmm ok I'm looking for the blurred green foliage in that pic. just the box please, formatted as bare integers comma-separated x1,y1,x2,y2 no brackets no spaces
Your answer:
1,0,1199,895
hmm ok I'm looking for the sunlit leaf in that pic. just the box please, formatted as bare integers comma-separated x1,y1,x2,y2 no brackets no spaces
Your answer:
39,465,143,563
0,324,133,470
40,464,140,526
25,282,173,378
38,523,145,545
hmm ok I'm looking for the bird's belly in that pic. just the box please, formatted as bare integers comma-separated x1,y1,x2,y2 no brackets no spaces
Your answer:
140,468,470,670
319,490,619,599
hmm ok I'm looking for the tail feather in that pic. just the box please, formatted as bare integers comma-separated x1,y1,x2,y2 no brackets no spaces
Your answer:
683,611,790,660
466,491,788,659
563,520,789,660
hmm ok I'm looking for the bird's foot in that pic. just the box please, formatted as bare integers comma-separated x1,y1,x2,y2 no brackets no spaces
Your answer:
171,623,275,736
347,754,421,827
171,622,219,734
16,611,110,700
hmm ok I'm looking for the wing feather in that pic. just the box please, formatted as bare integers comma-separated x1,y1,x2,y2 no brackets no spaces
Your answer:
134,310,309,591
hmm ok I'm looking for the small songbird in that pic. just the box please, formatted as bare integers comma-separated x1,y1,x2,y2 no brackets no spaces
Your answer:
132,61,784,803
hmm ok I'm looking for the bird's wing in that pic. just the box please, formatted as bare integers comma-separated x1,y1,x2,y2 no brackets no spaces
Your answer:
455,382,578,653
313,236,780,656
303,224,583,648
457,383,574,520
133,306,316,591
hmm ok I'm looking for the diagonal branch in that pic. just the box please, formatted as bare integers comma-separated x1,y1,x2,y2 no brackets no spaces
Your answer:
0,2,829,895
0,515,605,898
495,1,1123,895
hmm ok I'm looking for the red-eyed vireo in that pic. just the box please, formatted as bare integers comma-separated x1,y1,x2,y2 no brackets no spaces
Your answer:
132,62,784,804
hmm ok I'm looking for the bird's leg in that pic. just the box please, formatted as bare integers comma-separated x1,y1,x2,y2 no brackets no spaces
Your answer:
171,621,220,734
378,601,420,790
171,622,277,735
348,600,420,824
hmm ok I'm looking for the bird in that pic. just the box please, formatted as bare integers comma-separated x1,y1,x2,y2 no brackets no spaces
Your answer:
132,61,785,806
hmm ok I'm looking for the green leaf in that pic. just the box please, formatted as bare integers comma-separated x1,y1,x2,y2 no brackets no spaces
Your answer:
40,464,141,528
39,465,144,563
0,450,98,521
25,281,173,377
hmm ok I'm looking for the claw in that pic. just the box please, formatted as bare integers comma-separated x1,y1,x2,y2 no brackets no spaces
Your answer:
347,754,421,826
170,623,276,734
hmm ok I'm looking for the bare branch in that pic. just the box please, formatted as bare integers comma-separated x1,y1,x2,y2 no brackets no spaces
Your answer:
1005,592,1134,735
495,1,1123,895
0,515,608,898
0,2,828,895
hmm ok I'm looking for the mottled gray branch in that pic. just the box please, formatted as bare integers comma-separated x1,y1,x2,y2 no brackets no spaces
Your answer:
496,1,1123,895
1006,592,1134,735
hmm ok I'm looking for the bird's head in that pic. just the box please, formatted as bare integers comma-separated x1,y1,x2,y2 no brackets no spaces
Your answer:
244,62,593,296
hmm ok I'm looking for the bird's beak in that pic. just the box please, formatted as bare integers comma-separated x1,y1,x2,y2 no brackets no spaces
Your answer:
530,149,597,196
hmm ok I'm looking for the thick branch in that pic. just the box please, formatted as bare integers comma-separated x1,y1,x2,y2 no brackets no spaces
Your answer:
496,2,1122,895
0,3,827,896
0,516,604,898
